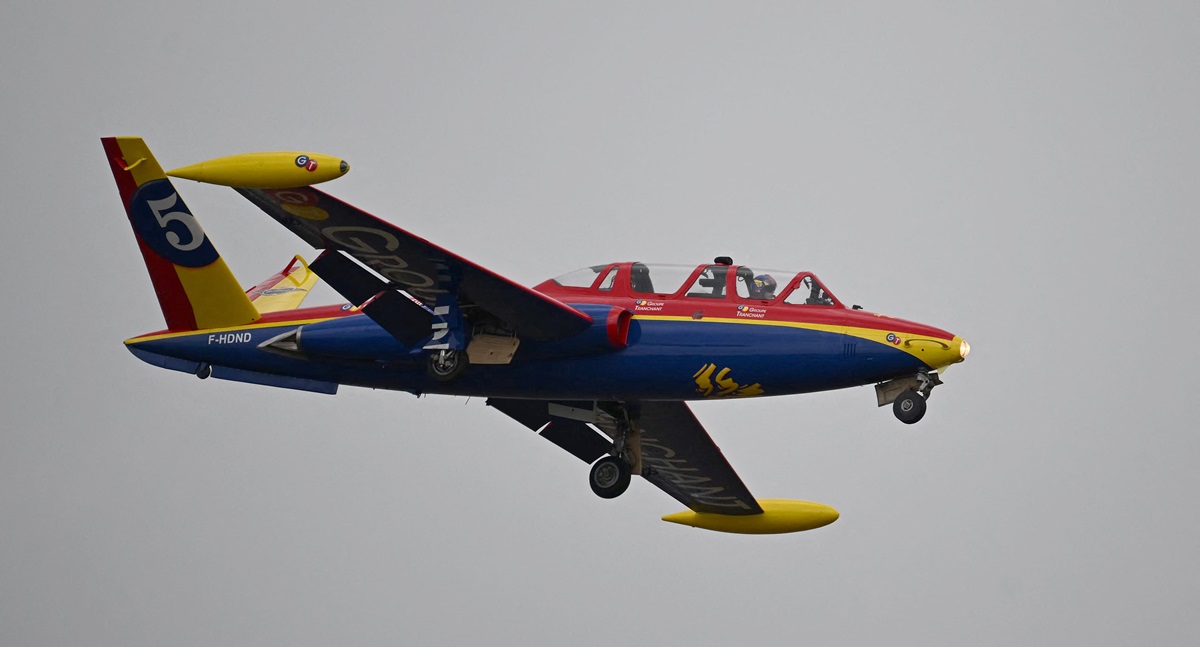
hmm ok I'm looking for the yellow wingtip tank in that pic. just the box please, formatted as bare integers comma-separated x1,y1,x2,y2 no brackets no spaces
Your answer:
167,152,349,189
661,499,840,534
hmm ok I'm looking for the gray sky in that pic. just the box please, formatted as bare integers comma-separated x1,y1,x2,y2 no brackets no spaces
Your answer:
3,1,1198,645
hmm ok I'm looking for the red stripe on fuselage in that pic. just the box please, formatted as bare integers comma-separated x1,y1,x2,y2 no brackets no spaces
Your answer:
837,309,954,339
537,289,954,340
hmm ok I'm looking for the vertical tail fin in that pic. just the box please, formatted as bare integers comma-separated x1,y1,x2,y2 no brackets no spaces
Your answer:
103,137,260,331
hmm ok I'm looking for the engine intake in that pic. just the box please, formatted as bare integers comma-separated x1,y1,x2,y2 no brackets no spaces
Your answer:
517,304,632,360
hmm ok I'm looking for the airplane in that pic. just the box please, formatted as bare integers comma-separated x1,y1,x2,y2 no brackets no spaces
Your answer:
103,136,970,535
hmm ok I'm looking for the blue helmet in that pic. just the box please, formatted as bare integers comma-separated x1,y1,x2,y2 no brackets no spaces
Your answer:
750,274,777,299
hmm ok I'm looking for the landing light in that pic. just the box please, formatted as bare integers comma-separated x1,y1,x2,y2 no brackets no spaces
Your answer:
960,339,971,361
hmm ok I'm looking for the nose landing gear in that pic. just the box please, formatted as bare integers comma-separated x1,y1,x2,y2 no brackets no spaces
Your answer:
876,370,942,424
893,389,927,424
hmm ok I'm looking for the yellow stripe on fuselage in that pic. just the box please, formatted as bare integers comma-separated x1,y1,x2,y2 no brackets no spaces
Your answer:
124,315,339,345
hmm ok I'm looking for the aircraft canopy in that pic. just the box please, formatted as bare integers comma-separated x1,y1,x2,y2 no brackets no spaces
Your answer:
548,262,840,306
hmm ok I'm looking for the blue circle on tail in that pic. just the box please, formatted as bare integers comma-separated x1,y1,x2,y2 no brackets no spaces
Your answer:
129,179,219,268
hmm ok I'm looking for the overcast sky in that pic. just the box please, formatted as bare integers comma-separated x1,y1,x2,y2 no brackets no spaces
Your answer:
2,2,1198,645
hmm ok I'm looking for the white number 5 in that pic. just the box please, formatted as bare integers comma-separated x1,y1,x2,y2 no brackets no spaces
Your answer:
147,193,204,251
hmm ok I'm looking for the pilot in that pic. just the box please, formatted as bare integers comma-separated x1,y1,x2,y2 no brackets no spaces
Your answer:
749,274,777,300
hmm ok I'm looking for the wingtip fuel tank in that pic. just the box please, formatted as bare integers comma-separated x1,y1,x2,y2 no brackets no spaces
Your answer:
662,499,840,534
167,152,349,189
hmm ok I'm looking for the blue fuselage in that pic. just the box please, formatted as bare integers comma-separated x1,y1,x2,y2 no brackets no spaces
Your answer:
128,308,938,401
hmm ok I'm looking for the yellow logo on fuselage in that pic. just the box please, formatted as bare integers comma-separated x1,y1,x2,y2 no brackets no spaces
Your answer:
694,364,764,398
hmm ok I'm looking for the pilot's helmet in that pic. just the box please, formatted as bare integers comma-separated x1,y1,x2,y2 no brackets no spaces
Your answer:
750,274,777,299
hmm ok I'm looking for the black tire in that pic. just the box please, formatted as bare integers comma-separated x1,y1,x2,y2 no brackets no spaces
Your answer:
427,350,468,383
195,363,211,380
893,389,927,424
589,456,632,499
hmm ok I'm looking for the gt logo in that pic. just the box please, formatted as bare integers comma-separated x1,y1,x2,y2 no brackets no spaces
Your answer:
295,155,318,172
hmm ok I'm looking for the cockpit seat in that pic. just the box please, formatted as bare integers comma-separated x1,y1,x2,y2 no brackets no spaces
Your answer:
631,262,655,294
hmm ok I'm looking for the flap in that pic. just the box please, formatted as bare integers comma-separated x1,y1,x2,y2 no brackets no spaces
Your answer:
488,398,612,464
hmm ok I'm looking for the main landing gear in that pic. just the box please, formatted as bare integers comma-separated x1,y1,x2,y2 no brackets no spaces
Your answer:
557,401,641,500
877,370,942,425
427,349,468,383
589,456,632,498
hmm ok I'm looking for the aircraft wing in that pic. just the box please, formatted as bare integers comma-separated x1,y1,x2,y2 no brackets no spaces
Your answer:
235,187,593,341
489,399,763,515
632,401,763,515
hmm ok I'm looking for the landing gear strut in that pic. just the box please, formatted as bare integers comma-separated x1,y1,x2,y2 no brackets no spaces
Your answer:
877,370,941,424
553,401,641,500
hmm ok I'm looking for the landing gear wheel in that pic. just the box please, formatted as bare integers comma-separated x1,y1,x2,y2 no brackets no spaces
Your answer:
893,389,927,424
589,456,632,499
195,363,211,380
427,349,468,383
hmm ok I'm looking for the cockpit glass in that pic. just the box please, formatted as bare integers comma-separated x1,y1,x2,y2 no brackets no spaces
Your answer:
735,268,790,300
783,275,836,306
684,265,730,298
630,263,697,295
552,265,608,288
597,266,618,291
552,262,838,305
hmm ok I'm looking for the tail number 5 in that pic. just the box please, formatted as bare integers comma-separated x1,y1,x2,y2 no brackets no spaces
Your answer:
146,193,204,251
